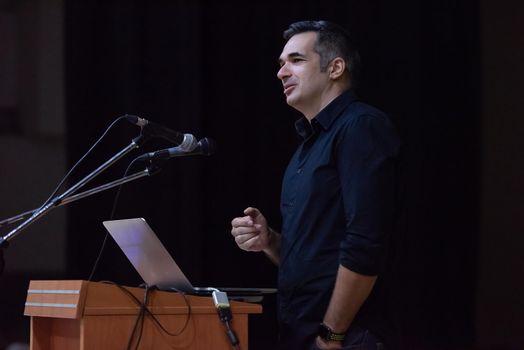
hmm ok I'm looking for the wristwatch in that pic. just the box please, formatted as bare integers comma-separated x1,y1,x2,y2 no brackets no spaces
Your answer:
318,323,346,342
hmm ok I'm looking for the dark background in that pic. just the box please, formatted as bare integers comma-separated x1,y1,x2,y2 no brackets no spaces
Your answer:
1,1,523,349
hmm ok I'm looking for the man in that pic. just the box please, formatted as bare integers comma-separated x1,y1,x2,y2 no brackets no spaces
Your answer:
231,21,400,350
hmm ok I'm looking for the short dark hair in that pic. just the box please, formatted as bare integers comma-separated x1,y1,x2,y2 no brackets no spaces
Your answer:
283,20,360,85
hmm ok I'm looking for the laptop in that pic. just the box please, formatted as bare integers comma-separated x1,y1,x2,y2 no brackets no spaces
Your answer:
103,218,275,300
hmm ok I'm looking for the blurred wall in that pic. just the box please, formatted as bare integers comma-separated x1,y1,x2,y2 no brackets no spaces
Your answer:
0,0,66,272
476,1,524,348
0,0,66,346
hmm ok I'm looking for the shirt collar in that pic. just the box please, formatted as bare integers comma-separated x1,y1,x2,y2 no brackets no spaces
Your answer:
294,89,358,140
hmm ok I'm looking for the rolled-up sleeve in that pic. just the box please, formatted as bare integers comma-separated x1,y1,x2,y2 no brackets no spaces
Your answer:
336,113,400,276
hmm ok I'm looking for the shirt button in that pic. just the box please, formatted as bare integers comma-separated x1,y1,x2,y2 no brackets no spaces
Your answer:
297,168,302,174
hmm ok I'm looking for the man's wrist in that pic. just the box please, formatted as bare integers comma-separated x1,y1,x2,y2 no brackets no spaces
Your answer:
318,322,346,342
263,226,274,251
262,226,280,264
267,226,274,242
315,336,343,350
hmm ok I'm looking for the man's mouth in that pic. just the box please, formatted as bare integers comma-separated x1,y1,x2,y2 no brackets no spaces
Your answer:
283,84,296,95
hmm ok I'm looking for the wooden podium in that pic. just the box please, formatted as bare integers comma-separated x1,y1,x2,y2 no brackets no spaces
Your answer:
24,280,262,350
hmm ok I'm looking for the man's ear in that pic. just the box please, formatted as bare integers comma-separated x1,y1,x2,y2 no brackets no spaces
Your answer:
329,57,346,80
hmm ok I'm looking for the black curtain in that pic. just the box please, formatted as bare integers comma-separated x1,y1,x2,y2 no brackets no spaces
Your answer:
64,1,480,349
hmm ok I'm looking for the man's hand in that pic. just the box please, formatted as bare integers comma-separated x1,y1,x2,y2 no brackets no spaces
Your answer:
231,207,270,252
231,207,280,264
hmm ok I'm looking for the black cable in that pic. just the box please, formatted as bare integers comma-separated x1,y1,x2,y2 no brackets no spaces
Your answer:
145,288,192,338
87,159,139,281
212,290,240,349
126,290,146,350
38,115,137,281
125,284,150,350
41,115,129,208
0,117,132,230
133,284,151,350
135,310,146,350
99,281,192,342
225,321,240,350
117,282,149,350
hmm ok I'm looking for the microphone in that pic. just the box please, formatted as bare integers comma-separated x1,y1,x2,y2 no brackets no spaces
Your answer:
136,137,216,162
125,114,197,151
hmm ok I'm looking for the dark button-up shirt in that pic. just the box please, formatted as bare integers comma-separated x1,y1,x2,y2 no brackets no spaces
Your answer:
278,89,400,343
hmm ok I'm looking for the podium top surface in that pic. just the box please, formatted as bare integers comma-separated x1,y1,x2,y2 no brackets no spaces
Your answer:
24,280,262,319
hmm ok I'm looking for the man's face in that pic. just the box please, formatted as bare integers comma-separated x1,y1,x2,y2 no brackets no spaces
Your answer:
277,31,331,118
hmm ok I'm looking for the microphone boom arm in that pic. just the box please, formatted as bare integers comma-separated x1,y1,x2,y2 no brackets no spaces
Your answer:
0,168,154,229
53,169,152,209
0,135,146,247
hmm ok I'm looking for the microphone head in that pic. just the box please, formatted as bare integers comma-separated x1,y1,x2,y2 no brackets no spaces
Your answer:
134,137,216,162
198,138,216,156
124,114,148,127
179,134,198,152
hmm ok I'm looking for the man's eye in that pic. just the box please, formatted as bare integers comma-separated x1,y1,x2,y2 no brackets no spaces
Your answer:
292,58,304,63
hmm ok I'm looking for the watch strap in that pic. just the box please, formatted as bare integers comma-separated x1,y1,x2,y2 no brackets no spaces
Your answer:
318,323,346,342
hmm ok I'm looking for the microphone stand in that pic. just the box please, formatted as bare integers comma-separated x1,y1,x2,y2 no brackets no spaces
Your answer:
0,168,158,228
58,167,159,208
0,209,35,228
0,135,146,248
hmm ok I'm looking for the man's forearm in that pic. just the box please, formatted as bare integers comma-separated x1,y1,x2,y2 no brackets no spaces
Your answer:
322,265,377,333
263,227,281,265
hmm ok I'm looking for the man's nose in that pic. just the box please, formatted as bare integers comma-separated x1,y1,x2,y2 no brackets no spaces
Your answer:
277,64,290,80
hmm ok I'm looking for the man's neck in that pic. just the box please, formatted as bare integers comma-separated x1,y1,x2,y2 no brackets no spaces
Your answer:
303,84,350,121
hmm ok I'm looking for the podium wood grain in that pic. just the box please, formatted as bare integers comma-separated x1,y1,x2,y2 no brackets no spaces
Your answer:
25,280,262,350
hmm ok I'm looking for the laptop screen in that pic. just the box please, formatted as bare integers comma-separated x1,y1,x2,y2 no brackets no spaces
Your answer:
103,218,194,292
